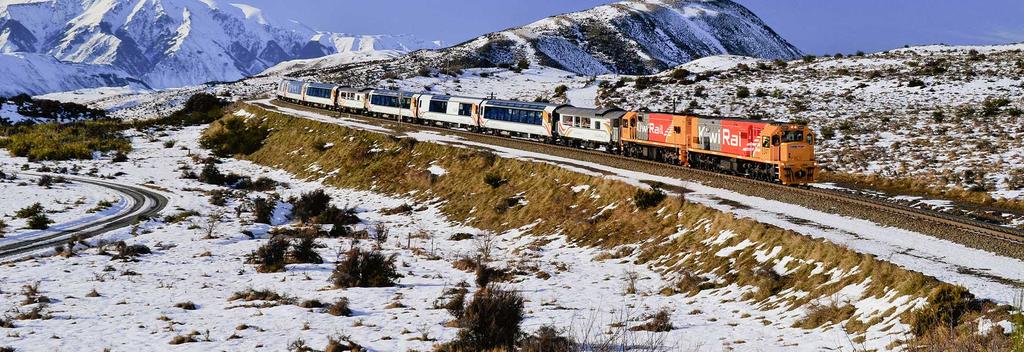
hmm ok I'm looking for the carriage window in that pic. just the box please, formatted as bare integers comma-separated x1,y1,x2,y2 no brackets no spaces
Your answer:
595,121,601,129
782,131,804,143
612,119,619,128
582,117,591,128
429,100,448,113
458,103,473,116
563,115,572,124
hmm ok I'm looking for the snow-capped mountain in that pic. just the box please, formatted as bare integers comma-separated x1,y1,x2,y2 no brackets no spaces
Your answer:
441,0,801,75
0,0,440,95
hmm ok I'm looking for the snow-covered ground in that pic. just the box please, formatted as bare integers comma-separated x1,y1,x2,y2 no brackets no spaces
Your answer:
265,101,1024,305
0,173,123,239
0,123,912,351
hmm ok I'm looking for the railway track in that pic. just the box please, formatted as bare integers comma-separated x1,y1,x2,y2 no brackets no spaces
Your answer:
260,99,1024,256
0,173,168,261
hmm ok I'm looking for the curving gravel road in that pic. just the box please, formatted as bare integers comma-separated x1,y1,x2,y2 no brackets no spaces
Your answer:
0,173,168,260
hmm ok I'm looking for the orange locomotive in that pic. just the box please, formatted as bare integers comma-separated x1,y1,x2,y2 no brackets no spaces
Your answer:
620,112,816,185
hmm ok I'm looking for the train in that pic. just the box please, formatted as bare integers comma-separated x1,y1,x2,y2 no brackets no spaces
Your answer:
275,78,817,185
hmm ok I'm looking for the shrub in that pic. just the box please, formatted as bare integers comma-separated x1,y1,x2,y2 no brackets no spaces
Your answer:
633,187,666,210
819,126,835,140
442,287,524,352
288,236,323,264
246,237,290,273
736,86,750,98
27,213,52,230
291,189,332,223
981,97,1010,117
630,308,673,332
329,248,400,288
444,290,467,320
317,205,360,227
521,326,574,352
911,285,975,336
198,162,225,185
554,85,569,97
111,242,151,260
932,110,945,123
15,203,44,219
669,68,690,80
483,173,506,188
517,59,530,71
36,175,52,187
326,298,352,316
200,116,269,157
111,151,129,162
175,301,198,310
802,55,816,63
252,196,276,224
792,301,856,328
163,140,176,148
3,121,131,161
908,79,926,88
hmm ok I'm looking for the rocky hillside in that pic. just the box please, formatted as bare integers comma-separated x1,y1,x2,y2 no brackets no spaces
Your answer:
600,44,1024,202
432,0,800,75
0,0,439,94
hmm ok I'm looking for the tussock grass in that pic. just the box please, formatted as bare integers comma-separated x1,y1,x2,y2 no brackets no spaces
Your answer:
216,104,981,343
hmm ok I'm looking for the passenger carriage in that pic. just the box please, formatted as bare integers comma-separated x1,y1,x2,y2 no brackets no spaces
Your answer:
479,100,564,141
554,106,624,151
278,79,305,103
414,95,484,129
337,87,371,113
303,82,338,109
366,89,417,120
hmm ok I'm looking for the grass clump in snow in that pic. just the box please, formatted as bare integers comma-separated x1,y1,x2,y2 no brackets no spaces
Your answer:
633,186,666,210
440,286,524,352
792,301,856,329
290,189,331,223
288,236,323,265
246,236,289,273
329,248,400,288
629,308,674,332
0,120,130,161
325,298,352,317
200,115,269,157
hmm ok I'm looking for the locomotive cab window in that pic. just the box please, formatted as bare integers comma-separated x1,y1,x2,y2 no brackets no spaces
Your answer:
674,126,681,134
782,131,804,143
762,137,770,148
807,133,815,145
772,135,780,146
595,121,601,129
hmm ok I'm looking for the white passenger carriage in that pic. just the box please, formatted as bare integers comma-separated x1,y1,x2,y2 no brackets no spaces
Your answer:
303,82,338,109
414,95,484,129
479,100,564,140
555,106,625,151
337,87,370,113
278,79,305,103
367,89,417,120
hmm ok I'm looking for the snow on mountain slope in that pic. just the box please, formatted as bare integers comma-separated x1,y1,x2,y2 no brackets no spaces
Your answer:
0,0,440,94
0,52,146,96
437,0,801,75
260,50,401,77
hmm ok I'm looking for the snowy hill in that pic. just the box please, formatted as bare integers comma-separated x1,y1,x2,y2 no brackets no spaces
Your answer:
437,0,801,75
0,0,440,95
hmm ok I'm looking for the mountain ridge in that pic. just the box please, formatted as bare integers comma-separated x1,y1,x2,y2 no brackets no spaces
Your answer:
0,0,440,95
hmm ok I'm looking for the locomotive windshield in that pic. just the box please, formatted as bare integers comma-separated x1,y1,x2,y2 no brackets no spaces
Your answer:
782,130,804,143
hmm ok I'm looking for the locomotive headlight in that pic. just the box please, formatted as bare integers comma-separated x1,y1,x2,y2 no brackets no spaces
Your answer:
796,169,807,179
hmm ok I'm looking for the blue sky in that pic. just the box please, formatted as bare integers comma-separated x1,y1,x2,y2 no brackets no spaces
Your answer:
244,0,1024,54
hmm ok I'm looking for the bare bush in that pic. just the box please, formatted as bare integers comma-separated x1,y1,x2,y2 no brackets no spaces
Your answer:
246,237,289,273
439,286,524,352
329,248,400,288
